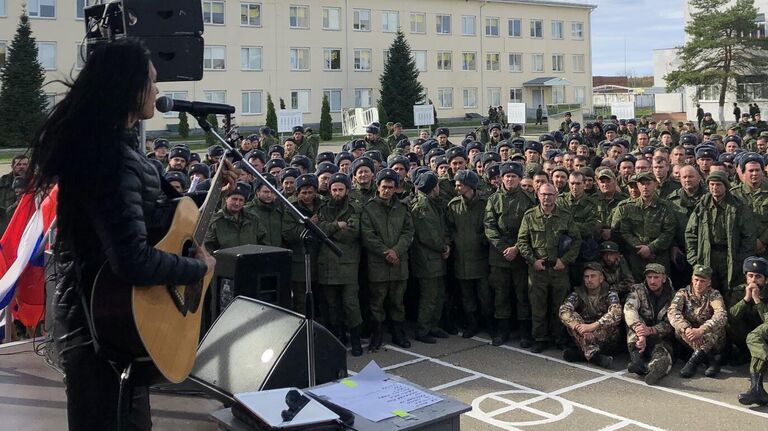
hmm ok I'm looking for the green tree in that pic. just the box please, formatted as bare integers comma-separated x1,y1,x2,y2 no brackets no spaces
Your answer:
378,30,424,127
205,113,220,145
665,0,768,125
266,93,277,132
319,94,333,140
177,111,190,138
0,14,47,148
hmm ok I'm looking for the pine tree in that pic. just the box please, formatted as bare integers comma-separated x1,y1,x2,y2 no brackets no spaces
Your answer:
266,93,277,132
205,113,220,145
0,14,47,148
177,111,190,138
319,94,333,140
279,98,286,110
379,30,424,127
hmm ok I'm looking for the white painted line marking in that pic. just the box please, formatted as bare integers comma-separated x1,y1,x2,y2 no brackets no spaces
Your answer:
430,374,482,391
599,420,632,431
381,357,427,371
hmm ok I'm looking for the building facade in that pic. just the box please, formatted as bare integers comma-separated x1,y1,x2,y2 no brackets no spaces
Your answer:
0,0,595,132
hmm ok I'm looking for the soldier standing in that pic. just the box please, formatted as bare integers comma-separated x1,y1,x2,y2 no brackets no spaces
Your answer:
245,176,283,247
731,153,768,258
349,157,376,205
204,182,267,252
364,125,390,159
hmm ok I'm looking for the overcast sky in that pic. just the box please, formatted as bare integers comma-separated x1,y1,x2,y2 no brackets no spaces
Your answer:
580,0,685,76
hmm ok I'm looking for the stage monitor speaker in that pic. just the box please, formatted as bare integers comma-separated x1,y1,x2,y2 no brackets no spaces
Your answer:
190,297,347,404
121,0,203,36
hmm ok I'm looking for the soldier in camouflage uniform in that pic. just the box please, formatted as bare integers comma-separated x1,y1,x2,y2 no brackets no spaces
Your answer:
386,123,409,153
624,263,675,385
364,125,390,159
245,176,283,247
558,262,622,368
734,257,768,405
204,182,267,252
599,241,635,302
557,171,599,286
349,157,376,205
518,183,582,353
595,169,627,242
258,127,278,152
669,265,728,378
731,153,768,258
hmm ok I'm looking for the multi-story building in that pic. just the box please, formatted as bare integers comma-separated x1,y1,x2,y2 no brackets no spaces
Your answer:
0,0,595,132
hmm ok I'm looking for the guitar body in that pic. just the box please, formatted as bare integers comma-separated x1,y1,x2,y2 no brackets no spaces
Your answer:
91,196,213,384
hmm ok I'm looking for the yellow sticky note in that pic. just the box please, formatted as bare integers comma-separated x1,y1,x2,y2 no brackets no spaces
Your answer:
341,379,358,388
392,409,409,418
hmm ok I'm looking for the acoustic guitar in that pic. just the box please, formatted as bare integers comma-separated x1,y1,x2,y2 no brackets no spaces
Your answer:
90,159,226,384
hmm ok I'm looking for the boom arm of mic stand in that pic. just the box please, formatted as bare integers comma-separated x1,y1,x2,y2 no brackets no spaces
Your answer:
193,115,343,258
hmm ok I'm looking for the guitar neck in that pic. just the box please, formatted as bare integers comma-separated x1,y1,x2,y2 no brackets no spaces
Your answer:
193,163,227,245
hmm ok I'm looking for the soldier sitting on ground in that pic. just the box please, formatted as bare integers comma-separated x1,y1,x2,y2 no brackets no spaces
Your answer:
733,257,768,406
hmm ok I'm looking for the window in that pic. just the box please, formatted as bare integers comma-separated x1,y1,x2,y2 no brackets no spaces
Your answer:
508,18,521,37
241,47,263,70
353,49,371,71
437,88,453,109
204,90,227,104
203,1,225,25
0,0,6,17
551,20,564,39
291,89,311,113
485,17,500,37
508,53,522,72
383,49,390,66
553,86,565,104
463,88,478,108
322,7,341,30
532,54,544,72
573,54,585,73
419,89,428,105
486,53,500,71
530,19,543,38
353,9,371,31
204,46,226,70
28,0,55,18
461,16,476,36
323,89,342,112
552,54,564,72
289,5,309,29
410,12,426,33
0,42,6,68
242,91,263,114
737,80,768,100
290,47,310,70
488,88,501,107
572,21,584,39
413,50,427,72
76,0,85,19
574,87,585,104
37,42,56,70
436,14,451,34
461,52,476,71
241,3,261,26
355,88,372,108
323,48,341,70
163,91,188,117
698,85,720,101
437,51,452,71
75,43,86,69
382,11,398,32
509,88,522,103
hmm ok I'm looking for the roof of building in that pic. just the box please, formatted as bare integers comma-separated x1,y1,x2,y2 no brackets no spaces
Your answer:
523,77,575,87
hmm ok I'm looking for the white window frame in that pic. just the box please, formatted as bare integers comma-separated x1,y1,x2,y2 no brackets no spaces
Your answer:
461,52,476,71
530,19,543,38
437,51,452,71
289,5,310,29
323,48,342,71
486,53,500,72
551,20,564,39
163,91,188,118
552,54,564,72
242,90,263,115
290,47,310,71
203,0,225,25
75,42,86,70
241,46,263,71
37,42,56,70
436,14,451,35
574,86,585,104
463,88,478,108
354,48,372,71
353,9,371,32
508,18,521,37
204,45,226,70
437,87,453,109
76,0,85,20
204,90,227,104
461,15,476,36
485,17,500,37
382,10,398,33
410,12,426,34
698,85,720,101
291,89,311,114
322,6,341,30
553,86,566,104
28,0,55,18
355,88,372,108
413,50,427,72
509,88,523,103
323,89,342,113
573,54,585,73
571,21,584,40
241,2,262,27
532,53,544,72
488,88,501,107
508,53,522,72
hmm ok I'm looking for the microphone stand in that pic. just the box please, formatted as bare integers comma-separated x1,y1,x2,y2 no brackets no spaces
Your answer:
194,115,342,388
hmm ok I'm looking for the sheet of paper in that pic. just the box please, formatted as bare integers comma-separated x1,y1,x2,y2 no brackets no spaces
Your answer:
308,361,442,422
234,388,339,428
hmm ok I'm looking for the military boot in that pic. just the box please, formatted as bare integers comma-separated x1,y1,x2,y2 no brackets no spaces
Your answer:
644,351,672,386
462,313,479,339
349,325,363,357
628,347,648,375
680,350,706,378
738,372,768,406
704,353,722,378
491,319,510,346
563,347,586,362
368,322,384,352
589,353,614,369
391,322,411,348
519,320,534,349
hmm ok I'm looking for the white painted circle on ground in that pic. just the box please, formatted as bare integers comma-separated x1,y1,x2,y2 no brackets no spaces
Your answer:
469,389,574,428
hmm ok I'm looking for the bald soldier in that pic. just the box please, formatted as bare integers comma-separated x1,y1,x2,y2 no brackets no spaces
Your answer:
734,257,768,405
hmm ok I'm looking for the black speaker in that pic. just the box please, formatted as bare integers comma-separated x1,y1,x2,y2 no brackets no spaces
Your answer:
121,0,203,36
211,245,292,322
190,297,347,404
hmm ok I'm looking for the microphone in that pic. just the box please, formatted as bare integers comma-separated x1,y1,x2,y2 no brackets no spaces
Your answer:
155,96,235,116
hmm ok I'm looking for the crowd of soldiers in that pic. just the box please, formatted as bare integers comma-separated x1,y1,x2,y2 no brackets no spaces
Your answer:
6,109,768,405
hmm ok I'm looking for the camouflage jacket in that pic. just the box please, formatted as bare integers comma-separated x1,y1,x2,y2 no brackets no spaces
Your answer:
517,205,582,266
556,192,599,239
559,282,622,329
668,286,728,333
603,257,635,297
624,282,674,342
484,186,535,268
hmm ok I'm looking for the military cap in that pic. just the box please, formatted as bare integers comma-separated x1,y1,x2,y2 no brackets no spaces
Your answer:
635,171,657,182
188,163,210,179
350,157,375,175
619,119,627,126
659,130,672,137
414,171,439,193
315,161,339,176
747,126,759,135
695,147,718,160
227,181,252,199
396,138,411,149
425,148,446,164
740,152,765,170
596,168,616,180
233,160,250,172
375,168,400,186
501,129,512,141
727,124,740,131
499,161,524,178
496,141,513,152
290,155,312,171
552,131,565,143
472,152,484,165
481,118,490,126
393,122,402,128
568,134,584,144
291,125,304,134
334,151,354,166
454,169,480,190
268,144,285,158
466,141,484,153
169,145,191,162
388,155,409,170
315,151,335,165
640,146,657,156
512,124,523,132
684,146,696,156
707,171,730,187
718,152,735,163
743,256,768,276
580,167,595,179
280,167,300,181
551,166,570,178
420,138,438,156
482,152,502,166
436,127,450,137
347,139,366,152
433,155,449,167
410,166,431,183
371,121,381,129
565,112,572,116
328,172,352,189
600,241,620,253
644,263,666,275
538,134,555,144
570,122,581,130
265,158,286,172
649,120,657,125
627,119,637,125
723,135,742,147
693,264,713,279
365,125,380,135
485,163,501,180
612,138,630,149
259,127,272,135
295,173,318,191
489,123,502,131
207,145,225,157
165,171,189,189
189,152,201,164
583,262,604,274
465,130,478,139
524,140,543,154
254,173,278,190
363,150,384,163
704,112,712,117
743,112,751,118
604,124,618,133
446,146,468,162
153,138,170,150
510,152,526,162
680,134,698,146
405,152,421,166
616,154,637,165
545,149,561,160
245,134,260,142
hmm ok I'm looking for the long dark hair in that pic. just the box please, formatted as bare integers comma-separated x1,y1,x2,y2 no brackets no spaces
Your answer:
27,38,152,194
